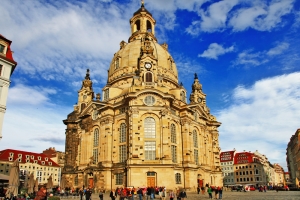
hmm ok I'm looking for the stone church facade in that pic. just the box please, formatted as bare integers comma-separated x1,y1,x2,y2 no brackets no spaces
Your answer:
63,3,222,191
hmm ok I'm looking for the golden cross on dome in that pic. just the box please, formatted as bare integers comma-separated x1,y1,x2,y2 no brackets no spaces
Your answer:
141,0,144,6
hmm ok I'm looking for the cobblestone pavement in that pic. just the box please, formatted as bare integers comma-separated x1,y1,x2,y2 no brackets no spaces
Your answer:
72,190,300,200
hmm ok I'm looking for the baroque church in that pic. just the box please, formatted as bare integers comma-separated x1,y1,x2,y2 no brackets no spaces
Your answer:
63,3,222,190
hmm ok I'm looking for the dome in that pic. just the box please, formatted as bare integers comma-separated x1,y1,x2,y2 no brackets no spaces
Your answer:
107,4,179,90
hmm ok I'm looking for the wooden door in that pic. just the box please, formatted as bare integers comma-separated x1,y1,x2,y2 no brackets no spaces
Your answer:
147,177,155,187
89,178,94,188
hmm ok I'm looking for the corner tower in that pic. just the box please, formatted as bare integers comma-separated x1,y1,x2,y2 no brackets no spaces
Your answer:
63,3,222,190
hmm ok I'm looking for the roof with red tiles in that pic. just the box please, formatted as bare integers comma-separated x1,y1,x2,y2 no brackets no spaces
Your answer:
0,34,17,72
0,149,60,167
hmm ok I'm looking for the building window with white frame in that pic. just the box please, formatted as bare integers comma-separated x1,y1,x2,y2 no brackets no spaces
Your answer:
175,173,181,184
171,145,177,163
145,141,156,160
193,130,198,148
119,145,127,163
144,117,155,138
119,123,126,143
170,124,176,143
116,173,123,185
93,128,99,146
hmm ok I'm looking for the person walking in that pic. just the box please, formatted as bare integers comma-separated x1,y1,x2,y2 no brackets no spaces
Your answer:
99,190,104,200
85,188,92,200
179,190,187,200
214,187,219,199
207,186,212,199
137,187,143,200
169,190,175,200
161,188,166,200
110,189,117,200
218,187,223,199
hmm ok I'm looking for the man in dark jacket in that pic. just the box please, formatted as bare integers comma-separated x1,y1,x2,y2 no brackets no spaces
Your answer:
85,188,92,200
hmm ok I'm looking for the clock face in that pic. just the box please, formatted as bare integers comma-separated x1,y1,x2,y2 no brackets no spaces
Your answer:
83,95,87,100
198,97,202,103
145,62,152,69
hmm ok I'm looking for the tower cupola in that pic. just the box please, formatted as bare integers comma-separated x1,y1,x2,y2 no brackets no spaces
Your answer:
129,1,156,42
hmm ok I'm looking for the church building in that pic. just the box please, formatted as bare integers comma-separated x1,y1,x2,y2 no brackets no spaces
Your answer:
63,3,222,190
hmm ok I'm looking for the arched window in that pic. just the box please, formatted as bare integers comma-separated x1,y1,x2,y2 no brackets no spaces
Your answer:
144,117,155,138
145,72,153,82
180,91,186,102
119,123,126,143
147,20,152,32
171,124,176,143
175,173,181,184
115,57,119,69
193,130,198,148
93,129,99,146
81,103,86,111
135,20,141,31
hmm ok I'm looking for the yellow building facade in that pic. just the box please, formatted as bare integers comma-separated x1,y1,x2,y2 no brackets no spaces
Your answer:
63,3,222,191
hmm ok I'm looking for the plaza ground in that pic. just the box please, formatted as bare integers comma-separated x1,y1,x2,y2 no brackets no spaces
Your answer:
65,190,300,200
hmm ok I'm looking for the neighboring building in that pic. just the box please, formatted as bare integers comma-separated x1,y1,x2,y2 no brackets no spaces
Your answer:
234,151,265,187
0,35,17,139
221,149,286,187
42,147,65,167
0,149,61,186
220,150,235,186
286,129,300,187
274,163,285,186
63,3,222,190
42,147,65,184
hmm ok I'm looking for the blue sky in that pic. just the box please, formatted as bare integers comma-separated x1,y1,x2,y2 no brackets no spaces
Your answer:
1,0,300,171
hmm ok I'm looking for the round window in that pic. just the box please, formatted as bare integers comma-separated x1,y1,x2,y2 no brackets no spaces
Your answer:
144,96,155,106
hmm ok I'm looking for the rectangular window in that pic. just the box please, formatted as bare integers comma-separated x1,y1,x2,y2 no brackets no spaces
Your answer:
194,149,199,165
0,44,5,53
119,145,127,162
171,145,177,163
193,132,198,148
145,141,156,160
116,173,123,185
104,89,109,100
93,149,98,164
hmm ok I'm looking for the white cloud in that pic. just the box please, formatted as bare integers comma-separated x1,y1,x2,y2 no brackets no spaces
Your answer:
230,0,294,32
0,0,131,83
7,84,56,106
2,84,69,152
234,42,290,67
217,72,300,169
186,0,239,34
199,43,234,60
267,42,289,56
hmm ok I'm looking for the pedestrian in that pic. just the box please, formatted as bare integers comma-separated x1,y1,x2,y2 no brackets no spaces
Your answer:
207,186,212,199
137,187,143,200
169,190,175,200
79,188,84,200
146,187,151,200
214,187,219,199
218,187,223,199
85,188,92,200
110,189,117,200
197,187,200,194
179,189,187,200
161,188,166,200
99,190,104,200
